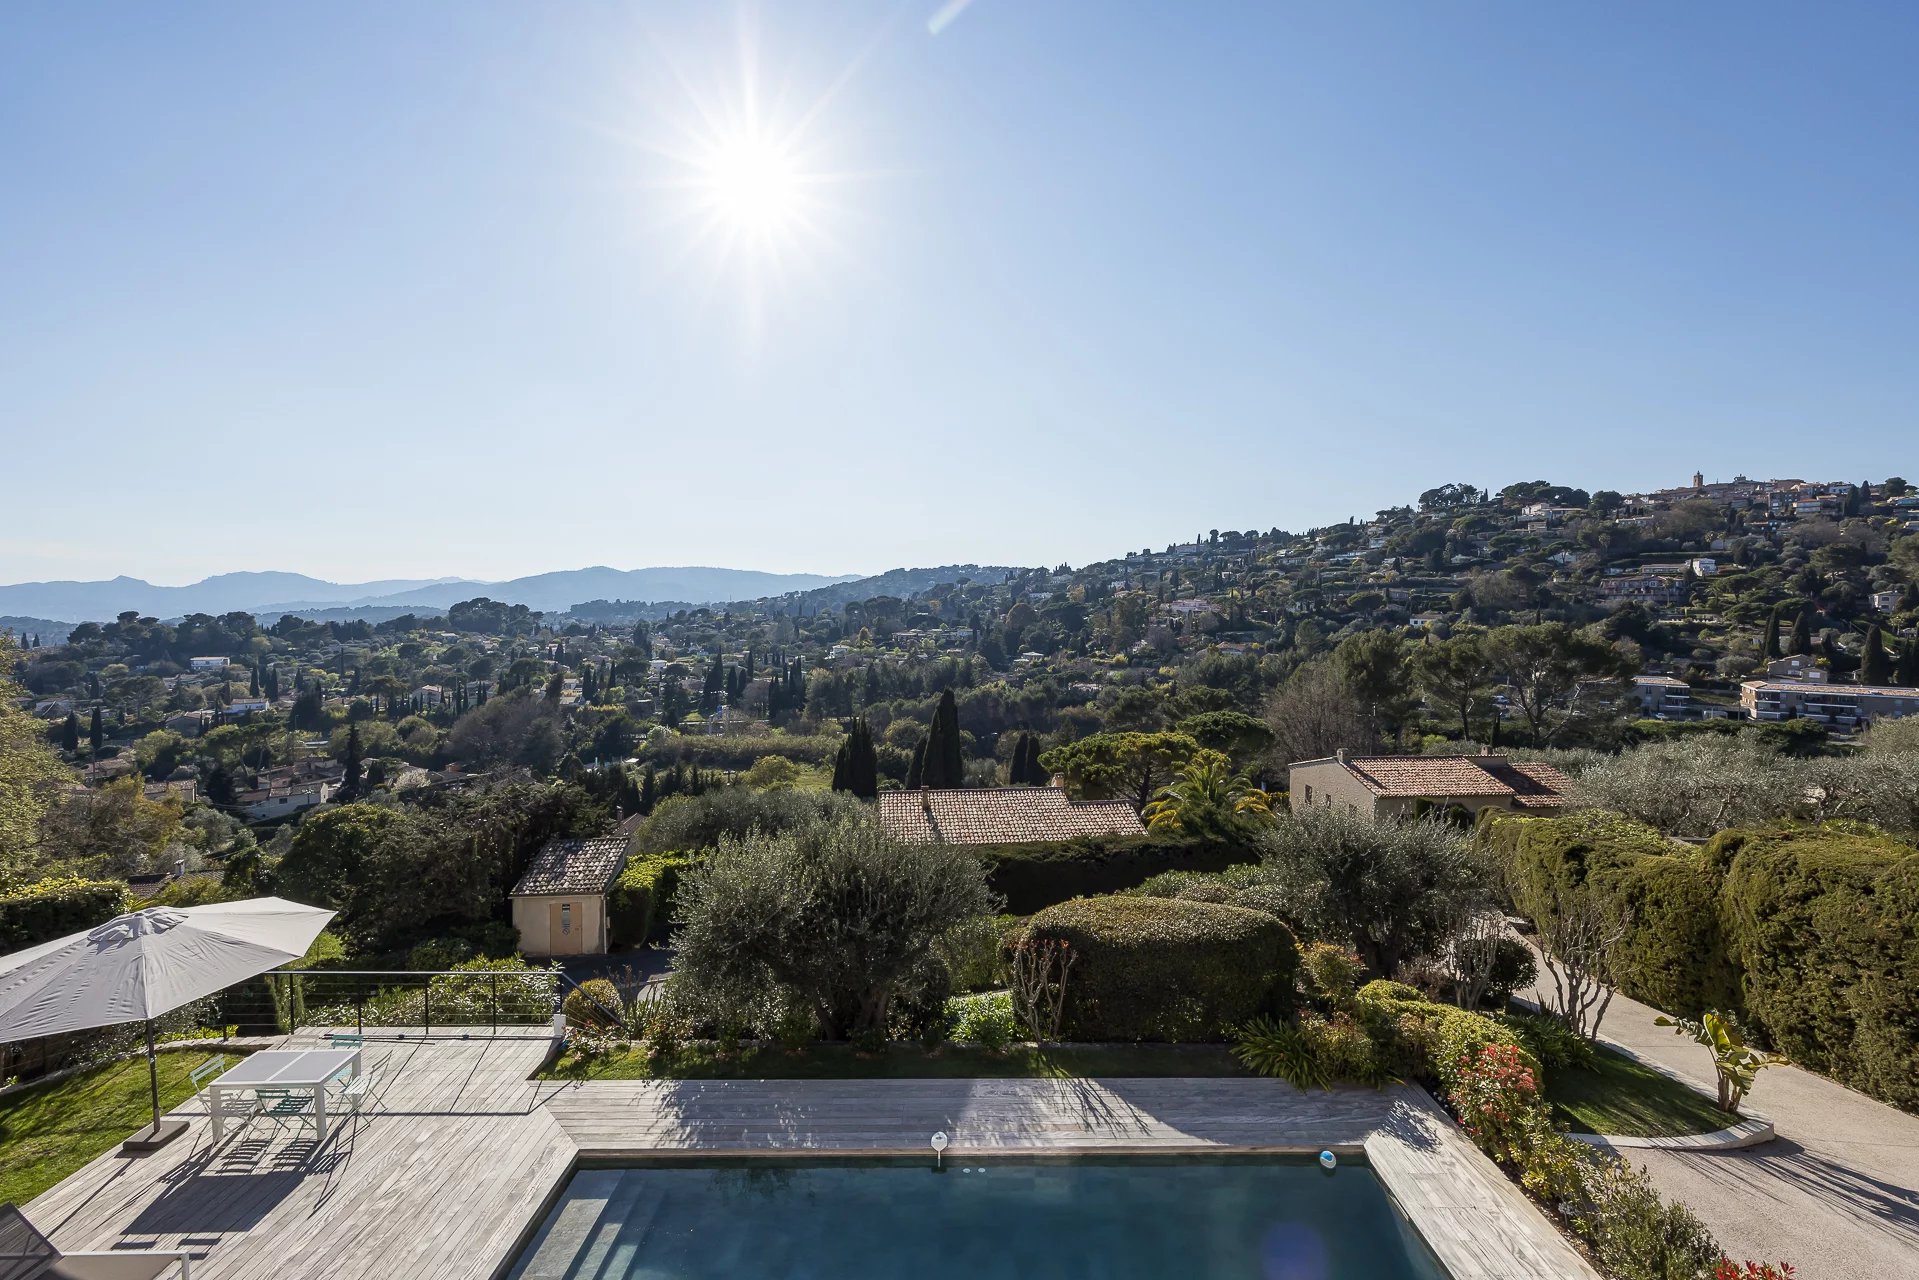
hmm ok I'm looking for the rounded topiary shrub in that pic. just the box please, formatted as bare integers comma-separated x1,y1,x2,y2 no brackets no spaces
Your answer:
1019,895,1298,1042
562,977,624,1030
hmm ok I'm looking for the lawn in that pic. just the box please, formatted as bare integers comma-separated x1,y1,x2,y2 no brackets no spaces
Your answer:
545,1041,1251,1081
0,1049,245,1206
1545,1046,1732,1137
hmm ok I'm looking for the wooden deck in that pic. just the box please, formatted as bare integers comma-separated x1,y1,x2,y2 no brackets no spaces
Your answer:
28,1034,1598,1280
28,1031,570,1280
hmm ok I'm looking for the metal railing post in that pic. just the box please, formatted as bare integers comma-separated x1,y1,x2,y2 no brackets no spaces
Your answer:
491,974,499,1034
423,979,431,1039
356,988,364,1036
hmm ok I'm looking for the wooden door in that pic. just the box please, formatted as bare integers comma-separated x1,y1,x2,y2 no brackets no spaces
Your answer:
548,900,584,955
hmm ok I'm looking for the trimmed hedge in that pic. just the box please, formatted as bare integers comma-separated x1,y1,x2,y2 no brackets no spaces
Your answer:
1709,825,1919,1109
0,876,132,951
971,835,1261,915
608,852,698,947
1487,812,1919,1112
1019,894,1297,1042
1484,812,1740,1018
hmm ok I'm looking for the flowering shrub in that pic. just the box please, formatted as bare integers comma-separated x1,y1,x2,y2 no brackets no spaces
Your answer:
1713,1263,1796,1280
1447,1043,1545,1166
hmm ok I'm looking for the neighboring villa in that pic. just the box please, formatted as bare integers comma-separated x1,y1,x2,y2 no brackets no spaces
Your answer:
877,786,1146,845
1740,679,1919,729
1631,674,1697,719
510,835,629,956
237,779,337,822
1287,751,1571,819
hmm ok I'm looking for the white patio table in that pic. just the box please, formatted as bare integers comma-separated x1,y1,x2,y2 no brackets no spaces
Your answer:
206,1047,361,1143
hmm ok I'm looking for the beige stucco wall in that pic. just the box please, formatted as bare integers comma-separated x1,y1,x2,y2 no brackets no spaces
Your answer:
1286,760,1381,815
512,893,608,956
1286,761,1544,819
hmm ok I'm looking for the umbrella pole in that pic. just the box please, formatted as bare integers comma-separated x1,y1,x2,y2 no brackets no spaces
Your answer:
147,1019,162,1132
123,1017,189,1152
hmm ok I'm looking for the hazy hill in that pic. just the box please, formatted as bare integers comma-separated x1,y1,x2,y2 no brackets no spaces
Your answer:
347,567,857,615
0,566,858,624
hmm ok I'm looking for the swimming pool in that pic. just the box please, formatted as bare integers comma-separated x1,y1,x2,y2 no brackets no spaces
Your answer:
505,1156,1448,1279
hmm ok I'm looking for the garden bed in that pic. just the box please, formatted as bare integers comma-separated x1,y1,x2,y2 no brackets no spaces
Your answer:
543,1041,1250,1081
1545,1045,1730,1138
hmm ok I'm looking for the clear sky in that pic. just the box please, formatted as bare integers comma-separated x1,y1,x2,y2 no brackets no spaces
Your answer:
3,2,1916,586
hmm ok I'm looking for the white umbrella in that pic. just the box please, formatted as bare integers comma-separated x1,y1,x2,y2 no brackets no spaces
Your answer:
0,896,335,1149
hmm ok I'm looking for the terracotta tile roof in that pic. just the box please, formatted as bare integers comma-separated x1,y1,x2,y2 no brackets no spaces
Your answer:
877,787,1146,846
1303,754,1572,808
1496,761,1574,809
1344,756,1518,797
511,836,629,896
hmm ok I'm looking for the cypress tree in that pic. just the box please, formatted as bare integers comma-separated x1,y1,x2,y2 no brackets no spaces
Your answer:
1760,610,1781,661
60,711,80,753
831,737,852,793
1791,606,1814,656
249,665,261,697
907,737,926,789
341,722,364,799
922,689,963,788
1007,733,1031,784
1023,733,1048,784
1896,638,1919,688
850,717,878,798
1862,624,1891,686
89,706,103,756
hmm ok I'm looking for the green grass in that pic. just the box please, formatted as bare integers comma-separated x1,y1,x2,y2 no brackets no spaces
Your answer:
544,1041,1251,1081
0,1049,246,1205
1545,1046,1732,1137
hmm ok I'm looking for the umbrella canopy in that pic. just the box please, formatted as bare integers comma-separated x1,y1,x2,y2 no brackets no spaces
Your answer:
0,897,336,1043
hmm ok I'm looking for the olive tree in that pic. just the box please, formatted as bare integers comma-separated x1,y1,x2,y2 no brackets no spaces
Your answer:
1248,806,1484,978
1572,736,1793,838
672,814,996,1040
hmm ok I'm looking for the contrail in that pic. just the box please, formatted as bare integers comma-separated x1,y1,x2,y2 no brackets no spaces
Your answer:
928,0,976,35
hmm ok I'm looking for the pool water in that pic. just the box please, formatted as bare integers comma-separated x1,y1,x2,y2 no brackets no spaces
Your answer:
506,1157,1447,1279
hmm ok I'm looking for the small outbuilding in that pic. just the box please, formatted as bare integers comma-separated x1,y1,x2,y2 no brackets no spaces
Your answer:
510,836,628,956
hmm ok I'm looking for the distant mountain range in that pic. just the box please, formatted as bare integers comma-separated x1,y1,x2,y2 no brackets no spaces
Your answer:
0,567,862,627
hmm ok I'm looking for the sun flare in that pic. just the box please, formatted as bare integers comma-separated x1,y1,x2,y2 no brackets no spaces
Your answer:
697,131,805,238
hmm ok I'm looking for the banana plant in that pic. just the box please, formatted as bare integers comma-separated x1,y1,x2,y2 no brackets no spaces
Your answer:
1653,1009,1785,1113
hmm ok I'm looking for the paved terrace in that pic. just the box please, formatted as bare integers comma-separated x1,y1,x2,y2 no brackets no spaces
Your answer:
28,1031,1598,1280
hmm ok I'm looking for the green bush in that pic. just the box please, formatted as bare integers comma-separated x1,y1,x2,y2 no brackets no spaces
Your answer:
1484,812,1739,1016
608,852,698,946
1479,936,1538,1008
1299,942,1364,1008
406,936,476,970
1353,979,1540,1091
0,876,131,950
633,789,858,855
1234,1012,1393,1088
973,835,1261,915
1497,1010,1598,1072
945,990,1019,1051
1491,812,1919,1111
562,977,624,1030
1711,825,1919,1109
935,913,1022,993
1018,895,1297,1042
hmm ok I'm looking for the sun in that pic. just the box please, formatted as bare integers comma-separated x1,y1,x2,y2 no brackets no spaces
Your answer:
697,130,805,239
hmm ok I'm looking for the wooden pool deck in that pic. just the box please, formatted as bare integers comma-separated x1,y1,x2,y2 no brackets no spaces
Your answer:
27,1032,1598,1280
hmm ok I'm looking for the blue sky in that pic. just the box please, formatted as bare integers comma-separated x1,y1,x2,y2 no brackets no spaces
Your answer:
3,2,1915,585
